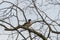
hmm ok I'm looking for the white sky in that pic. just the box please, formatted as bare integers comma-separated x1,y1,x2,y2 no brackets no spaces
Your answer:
0,0,60,40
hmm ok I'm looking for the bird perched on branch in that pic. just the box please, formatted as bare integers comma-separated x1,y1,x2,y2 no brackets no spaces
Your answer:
22,19,32,28
4,19,32,31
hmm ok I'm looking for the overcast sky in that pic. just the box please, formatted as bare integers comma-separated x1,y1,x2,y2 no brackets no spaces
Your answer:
0,0,60,40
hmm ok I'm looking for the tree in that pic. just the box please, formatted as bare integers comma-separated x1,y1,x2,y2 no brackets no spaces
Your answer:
0,0,60,40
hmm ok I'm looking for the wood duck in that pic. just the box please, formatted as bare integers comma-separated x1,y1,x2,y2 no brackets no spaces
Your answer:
23,19,31,28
